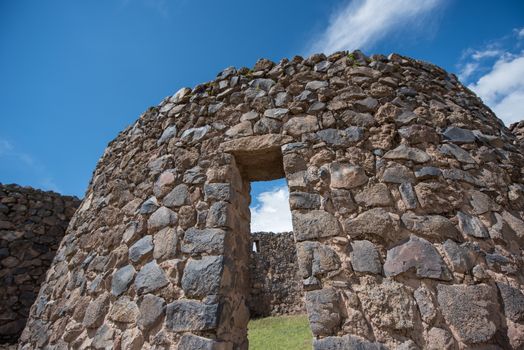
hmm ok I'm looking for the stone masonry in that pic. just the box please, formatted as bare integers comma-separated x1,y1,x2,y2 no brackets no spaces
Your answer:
0,184,80,345
19,50,524,349
248,232,304,318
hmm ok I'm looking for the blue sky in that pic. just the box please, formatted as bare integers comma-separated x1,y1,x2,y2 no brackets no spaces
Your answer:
1,0,523,230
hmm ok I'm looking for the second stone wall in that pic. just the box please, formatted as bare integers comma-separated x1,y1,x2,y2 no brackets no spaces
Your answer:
0,184,80,344
248,231,305,318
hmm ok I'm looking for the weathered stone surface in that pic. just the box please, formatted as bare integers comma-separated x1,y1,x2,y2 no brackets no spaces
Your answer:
414,286,437,324
204,183,232,202
140,196,159,214
111,264,136,296
305,288,342,336
153,227,177,259
92,324,114,349
384,235,449,280
497,282,524,322
344,208,398,241
441,239,472,274
442,126,476,143
134,260,169,294
129,235,153,262
401,212,461,240
289,191,321,210
206,201,231,228
358,279,415,330
165,300,219,332
283,115,319,136
148,206,178,231
305,80,328,90
178,334,223,350
354,183,392,207
383,164,415,183
414,166,442,180
313,335,386,350
297,241,340,278
181,256,223,298
330,163,368,188
164,184,189,207
138,294,166,330
426,327,455,350
292,210,341,241
440,143,475,163
157,125,177,145
350,240,382,274
109,296,139,323
468,190,500,214
437,283,499,344
398,124,439,144
83,292,110,328
456,211,489,238
399,182,417,209
383,144,431,163
181,227,225,255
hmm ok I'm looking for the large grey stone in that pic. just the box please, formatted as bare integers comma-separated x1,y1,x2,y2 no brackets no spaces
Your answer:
135,260,169,294
111,264,136,296
206,201,231,228
139,197,159,214
437,283,499,344
383,164,415,183
181,228,225,255
289,191,321,210
457,211,488,238
305,288,342,336
92,324,114,349
296,241,340,278
440,143,475,163
414,166,442,180
468,190,500,214
129,235,153,262
442,126,476,143
358,279,415,330
384,235,449,280
138,294,166,330
399,182,417,209
330,163,368,189
83,292,110,329
314,335,386,350
305,80,328,90
497,282,524,322
344,208,398,241
401,212,461,240
414,286,437,323
164,184,189,207
165,300,219,332
148,206,178,231
157,125,177,146
108,296,139,323
292,210,341,241
181,256,223,298
249,78,275,91
178,334,223,350
153,227,177,260
354,183,392,207
264,108,289,120
383,144,431,163
350,240,382,274
441,239,472,274
204,183,232,202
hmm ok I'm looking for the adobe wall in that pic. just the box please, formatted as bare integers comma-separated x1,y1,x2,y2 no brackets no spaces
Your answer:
19,50,524,350
248,231,305,317
0,184,80,344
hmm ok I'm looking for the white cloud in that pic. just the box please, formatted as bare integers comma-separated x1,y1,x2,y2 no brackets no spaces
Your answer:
0,137,61,193
458,62,479,81
517,27,524,38
468,53,524,125
309,0,443,54
250,185,293,233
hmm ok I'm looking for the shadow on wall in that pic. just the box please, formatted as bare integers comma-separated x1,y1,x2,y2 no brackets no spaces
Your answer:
248,231,305,318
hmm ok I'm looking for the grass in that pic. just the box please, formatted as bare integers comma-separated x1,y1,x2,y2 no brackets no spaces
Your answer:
248,314,313,350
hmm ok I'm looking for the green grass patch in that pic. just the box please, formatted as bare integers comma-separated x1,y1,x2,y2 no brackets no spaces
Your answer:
248,314,312,350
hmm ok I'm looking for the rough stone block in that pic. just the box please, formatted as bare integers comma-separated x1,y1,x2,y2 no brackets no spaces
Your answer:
165,300,219,332
181,256,223,298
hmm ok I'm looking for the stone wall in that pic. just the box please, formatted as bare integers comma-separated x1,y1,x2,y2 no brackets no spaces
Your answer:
248,231,305,317
19,51,524,349
0,184,80,344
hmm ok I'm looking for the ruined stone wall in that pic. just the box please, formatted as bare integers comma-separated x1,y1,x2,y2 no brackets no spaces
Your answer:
248,231,305,317
20,51,524,350
0,184,80,344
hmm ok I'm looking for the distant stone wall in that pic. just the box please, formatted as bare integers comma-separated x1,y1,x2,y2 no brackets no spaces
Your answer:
510,120,524,148
0,184,80,344
248,231,305,317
